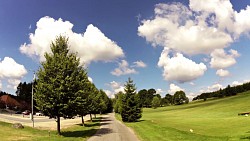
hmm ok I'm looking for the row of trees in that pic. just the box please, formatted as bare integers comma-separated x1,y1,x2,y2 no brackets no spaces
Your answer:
114,86,189,115
193,82,250,101
34,36,112,135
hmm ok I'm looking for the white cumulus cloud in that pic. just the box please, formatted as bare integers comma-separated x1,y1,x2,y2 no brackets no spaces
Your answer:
138,2,233,55
138,0,250,82
20,16,124,65
111,60,137,76
133,60,147,68
168,83,184,95
210,49,240,69
200,83,223,93
109,81,125,93
158,48,207,83
156,88,164,94
7,79,21,90
216,69,230,77
105,81,125,98
0,57,27,79
232,81,243,86
0,57,27,91
103,90,115,98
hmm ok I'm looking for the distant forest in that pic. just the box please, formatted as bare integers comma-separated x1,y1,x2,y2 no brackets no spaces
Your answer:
193,82,250,101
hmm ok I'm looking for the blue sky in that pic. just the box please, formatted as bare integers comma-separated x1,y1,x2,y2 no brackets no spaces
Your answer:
1,0,250,99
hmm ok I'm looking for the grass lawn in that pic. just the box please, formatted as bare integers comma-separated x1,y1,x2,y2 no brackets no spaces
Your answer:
0,118,100,141
116,91,250,141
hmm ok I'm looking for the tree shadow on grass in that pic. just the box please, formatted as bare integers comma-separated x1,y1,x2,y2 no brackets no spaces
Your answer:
61,129,98,138
100,122,110,126
75,122,100,127
240,131,250,140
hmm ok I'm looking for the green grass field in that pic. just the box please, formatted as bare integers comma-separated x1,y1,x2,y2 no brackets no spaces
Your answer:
117,91,250,141
0,118,100,141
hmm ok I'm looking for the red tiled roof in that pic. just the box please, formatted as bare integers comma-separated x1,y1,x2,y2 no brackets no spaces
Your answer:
0,95,21,107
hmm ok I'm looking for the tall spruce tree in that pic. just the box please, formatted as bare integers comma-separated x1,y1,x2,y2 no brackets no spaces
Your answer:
121,78,142,122
35,36,88,135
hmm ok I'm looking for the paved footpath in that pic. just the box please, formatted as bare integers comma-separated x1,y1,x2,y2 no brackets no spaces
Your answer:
88,113,139,141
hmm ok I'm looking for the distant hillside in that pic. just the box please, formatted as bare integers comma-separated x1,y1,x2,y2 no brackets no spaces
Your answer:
123,91,250,141
193,82,250,101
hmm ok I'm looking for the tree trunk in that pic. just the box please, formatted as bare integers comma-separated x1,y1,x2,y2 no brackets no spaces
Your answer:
56,116,61,135
90,113,92,122
81,116,84,126
94,114,96,118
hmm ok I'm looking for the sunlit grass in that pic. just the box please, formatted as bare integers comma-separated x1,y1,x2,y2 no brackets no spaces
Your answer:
116,91,250,141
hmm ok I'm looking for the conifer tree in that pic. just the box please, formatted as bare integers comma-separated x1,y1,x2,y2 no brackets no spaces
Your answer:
121,78,142,122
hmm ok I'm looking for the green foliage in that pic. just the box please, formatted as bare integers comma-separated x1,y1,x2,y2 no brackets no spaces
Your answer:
121,78,142,122
164,94,173,105
137,89,147,107
98,89,113,114
173,91,189,105
114,92,124,113
151,96,160,109
16,82,32,102
35,36,89,134
86,83,100,118
137,88,156,108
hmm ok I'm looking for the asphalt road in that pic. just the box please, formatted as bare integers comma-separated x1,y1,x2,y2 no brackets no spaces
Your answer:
88,113,139,141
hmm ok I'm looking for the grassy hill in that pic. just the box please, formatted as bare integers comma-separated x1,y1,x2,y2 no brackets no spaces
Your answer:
118,91,250,141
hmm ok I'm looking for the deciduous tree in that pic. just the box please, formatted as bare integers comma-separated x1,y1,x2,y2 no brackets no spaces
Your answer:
35,36,88,135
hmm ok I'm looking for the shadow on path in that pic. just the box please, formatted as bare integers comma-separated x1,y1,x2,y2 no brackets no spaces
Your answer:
62,129,98,138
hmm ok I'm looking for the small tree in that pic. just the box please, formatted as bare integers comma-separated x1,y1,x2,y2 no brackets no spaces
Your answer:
173,91,188,105
121,78,142,122
152,96,160,109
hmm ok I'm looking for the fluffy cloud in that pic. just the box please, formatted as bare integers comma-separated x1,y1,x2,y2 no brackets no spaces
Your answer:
109,81,125,93
133,60,147,68
200,83,223,93
0,57,27,79
103,90,115,98
138,0,250,82
105,81,125,98
208,83,223,92
210,49,239,69
138,2,233,55
158,48,207,83
7,79,20,90
0,57,27,91
20,16,124,65
216,69,230,77
156,88,164,94
168,83,184,95
111,60,137,76
232,81,243,86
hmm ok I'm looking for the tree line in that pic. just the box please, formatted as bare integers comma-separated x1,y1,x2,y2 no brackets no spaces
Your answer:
113,87,189,113
193,82,250,101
